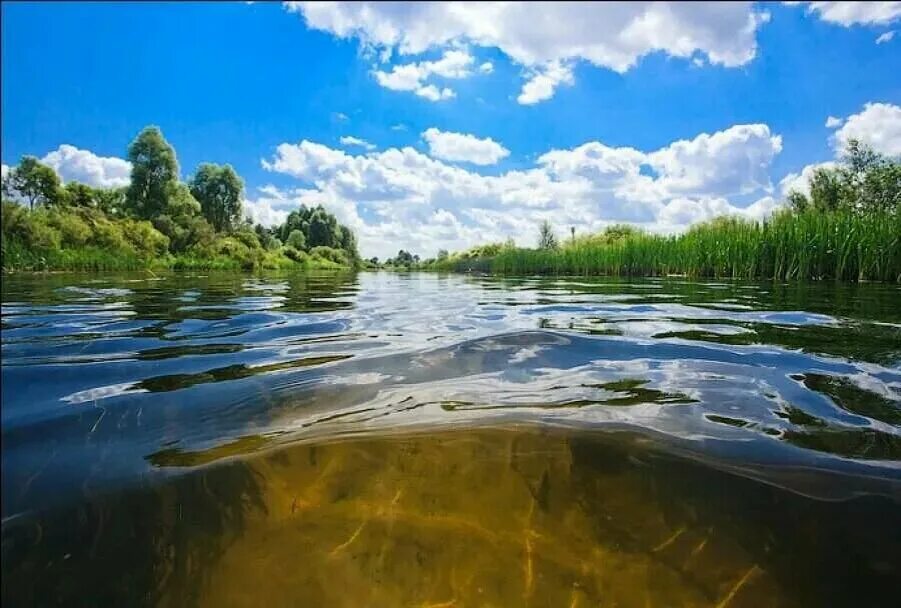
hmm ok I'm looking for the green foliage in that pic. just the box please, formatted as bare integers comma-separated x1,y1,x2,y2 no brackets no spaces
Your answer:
189,163,244,232
787,139,900,214
431,209,899,282
384,249,419,268
278,205,356,255
2,156,63,210
0,125,358,272
286,229,307,250
310,245,349,266
126,126,179,219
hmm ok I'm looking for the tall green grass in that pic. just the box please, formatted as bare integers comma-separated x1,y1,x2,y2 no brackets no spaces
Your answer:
437,210,901,282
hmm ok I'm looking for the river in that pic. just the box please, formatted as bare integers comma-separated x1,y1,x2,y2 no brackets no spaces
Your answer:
2,271,899,606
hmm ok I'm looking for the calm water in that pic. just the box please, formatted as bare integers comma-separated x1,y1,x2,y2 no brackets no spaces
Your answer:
2,271,900,607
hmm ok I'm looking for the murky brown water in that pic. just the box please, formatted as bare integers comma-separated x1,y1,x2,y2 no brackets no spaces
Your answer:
2,272,899,606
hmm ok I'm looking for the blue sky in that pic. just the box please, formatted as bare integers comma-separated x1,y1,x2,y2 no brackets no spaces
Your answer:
2,2,900,257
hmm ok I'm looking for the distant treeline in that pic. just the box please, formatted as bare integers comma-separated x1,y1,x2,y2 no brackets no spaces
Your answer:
1,126,359,271
423,140,901,282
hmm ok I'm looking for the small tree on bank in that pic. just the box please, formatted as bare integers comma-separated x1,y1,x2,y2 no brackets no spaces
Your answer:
538,220,558,250
2,156,62,210
189,163,244,232
126,126,179,219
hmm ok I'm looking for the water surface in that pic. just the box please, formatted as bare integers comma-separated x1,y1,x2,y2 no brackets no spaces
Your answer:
2,271,900,606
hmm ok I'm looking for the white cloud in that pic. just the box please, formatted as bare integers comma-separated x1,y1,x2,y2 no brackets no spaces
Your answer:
479,61,494,74
333,112,349,121
794,2,901,26
289,2,769,103
646,124,783,196
1,164,9,181
517,62,575,105
339,135,376,151
422,128,510,165
390,124,408,131
825,115,843,128
415,84,455,101
372,48,472,101
876,30,896,43
830,102,901,156
260,122,786,258
40,145,131,188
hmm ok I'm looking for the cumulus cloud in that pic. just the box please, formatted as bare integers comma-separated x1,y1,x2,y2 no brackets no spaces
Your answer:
373,48,472,101
876,30,896,43
339,135,376,151
793,2,901,26
422,128,510,165
830,102,901,156
260,122,786,258
517,62,575,105
825,116,843,128
40,145,131,188
479,61,494,74
288,2,769,103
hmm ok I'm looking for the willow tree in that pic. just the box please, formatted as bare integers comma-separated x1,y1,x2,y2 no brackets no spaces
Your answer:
126,126,179,219
189,163,244,232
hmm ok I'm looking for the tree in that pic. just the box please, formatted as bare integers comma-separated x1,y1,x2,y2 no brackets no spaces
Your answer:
189,163,244,232
785,140,899,214
286,229,306,250
392,250,415,267
150,183,207,252
126,126,179,219
437,249,449,261
3,156,62,210
307,205,340,248
538,220,558,249
808,167,845,211
63,182,97,208
94,187,128,217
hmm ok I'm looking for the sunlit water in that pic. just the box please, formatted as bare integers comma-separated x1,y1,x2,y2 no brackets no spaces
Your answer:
2,271,900,607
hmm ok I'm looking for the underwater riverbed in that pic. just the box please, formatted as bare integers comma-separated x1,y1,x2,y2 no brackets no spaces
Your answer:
2,271,899,606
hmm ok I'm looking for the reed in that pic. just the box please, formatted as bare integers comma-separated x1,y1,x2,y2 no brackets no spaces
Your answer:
435,210,901,282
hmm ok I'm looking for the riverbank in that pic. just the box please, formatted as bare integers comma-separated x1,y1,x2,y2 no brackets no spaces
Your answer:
0,240,350,272
427,209,901,282
1,201,356,272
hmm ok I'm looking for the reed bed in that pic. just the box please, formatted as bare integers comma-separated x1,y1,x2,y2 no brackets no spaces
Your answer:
438,210,901,282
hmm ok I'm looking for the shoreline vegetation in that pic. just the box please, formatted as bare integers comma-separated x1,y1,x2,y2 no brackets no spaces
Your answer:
2,126,360,272
3,136,898,282
402,140,899,283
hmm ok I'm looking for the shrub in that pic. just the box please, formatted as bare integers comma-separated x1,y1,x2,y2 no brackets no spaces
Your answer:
286,229,307,250
283,245,309,264
310,245,348,265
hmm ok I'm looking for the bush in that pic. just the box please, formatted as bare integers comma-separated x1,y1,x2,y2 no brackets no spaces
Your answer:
46,210,92,247
233,226,262,250
310,245,348,265
122,219,169,256
90,218,132,252
282,245,309,264
286,229,306,250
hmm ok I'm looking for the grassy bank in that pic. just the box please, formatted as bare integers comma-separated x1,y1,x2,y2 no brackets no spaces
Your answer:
1,237,350,272
430,209,901,282
1,200,356,273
